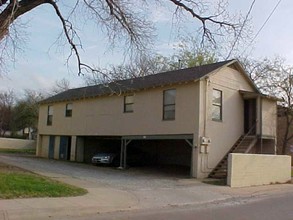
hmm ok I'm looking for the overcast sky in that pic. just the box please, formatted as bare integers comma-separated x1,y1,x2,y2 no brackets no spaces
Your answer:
0,0,292,96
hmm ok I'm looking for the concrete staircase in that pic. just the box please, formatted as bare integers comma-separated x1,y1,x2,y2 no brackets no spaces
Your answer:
208,135,257,179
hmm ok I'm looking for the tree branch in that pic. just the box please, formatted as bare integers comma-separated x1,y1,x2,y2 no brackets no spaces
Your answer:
168,0,236,43
0,0,48,40
47,0,83,75
0,0,245,77
0,0,8,7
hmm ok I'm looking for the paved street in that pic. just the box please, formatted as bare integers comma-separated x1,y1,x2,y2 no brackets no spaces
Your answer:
0,154,292,220
68,193,293,220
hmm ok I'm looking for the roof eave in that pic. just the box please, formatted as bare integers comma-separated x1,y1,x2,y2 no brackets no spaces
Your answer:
239,90,281,101
229,60,260,93
197,59,237,80
39,80,202,105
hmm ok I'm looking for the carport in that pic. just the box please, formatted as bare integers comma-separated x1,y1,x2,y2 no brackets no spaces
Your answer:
119,134,193,177
81,136,121,163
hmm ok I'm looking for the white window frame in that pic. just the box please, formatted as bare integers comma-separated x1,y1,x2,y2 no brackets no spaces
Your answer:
124,95,134,113
163,89,176,120
47,105,53,126
212,89,223,121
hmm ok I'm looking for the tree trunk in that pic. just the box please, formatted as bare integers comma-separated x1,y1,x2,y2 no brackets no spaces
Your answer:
282,139,287,155
281,112,291,155
0,0,49,41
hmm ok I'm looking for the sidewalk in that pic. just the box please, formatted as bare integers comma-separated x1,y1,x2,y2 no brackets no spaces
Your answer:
0,186,138,219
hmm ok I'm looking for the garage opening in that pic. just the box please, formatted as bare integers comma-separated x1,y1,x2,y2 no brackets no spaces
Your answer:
121,135,193,178
59,136,71,160
125,139,192,177
48,136,55,159
79,135,193,178
82,136,120,163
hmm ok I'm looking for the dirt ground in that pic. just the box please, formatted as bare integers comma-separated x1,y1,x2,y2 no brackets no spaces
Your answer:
0,162,27,173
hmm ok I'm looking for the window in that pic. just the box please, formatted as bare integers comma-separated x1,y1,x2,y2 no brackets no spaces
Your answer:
124,95,134,113
212,89,222,121
163,89,176,120
47,105,53,126
65,103,73,117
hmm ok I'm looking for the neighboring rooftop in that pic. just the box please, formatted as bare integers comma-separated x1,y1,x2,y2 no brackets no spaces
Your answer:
40,59,236,104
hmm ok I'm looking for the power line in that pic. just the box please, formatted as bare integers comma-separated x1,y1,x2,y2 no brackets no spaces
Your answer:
241,0,282,56
225,0,256,60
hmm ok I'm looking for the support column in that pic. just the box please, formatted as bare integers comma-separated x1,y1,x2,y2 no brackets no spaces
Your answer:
76,137,85,162
119,139,132,169
119,139,125,169
123,141,127,168
274,137,277,155
54,136,60,159
70,136,77,161
36,135,42,157
190,145,199,178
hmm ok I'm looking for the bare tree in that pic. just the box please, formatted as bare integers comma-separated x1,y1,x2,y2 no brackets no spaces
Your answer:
240,57,283,89
109,54,172,79
0,90,14,136
83,35,220,86
50,78,70,95
0,0,247,76
268,64,293,155
242,57,293,155
83,51,216,86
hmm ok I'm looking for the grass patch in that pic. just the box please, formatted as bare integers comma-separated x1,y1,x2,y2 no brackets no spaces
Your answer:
0,148,36,155
0,163,87,199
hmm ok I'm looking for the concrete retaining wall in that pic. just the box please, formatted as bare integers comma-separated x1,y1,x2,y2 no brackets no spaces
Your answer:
0,138,36,149
227,153,291,187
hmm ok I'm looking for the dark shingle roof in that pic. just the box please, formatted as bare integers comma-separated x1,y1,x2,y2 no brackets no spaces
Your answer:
40,59,235,104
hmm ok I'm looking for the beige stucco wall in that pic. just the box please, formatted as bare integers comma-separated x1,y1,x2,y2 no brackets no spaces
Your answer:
39,135,49,158
196,66,255,178
37,135,59,158
227,153,291,187
38,83,199,137
261,98,277,138
0,138,36,149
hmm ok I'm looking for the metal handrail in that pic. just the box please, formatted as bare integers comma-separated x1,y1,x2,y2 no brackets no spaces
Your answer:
209,121,258,177
234,121,258,152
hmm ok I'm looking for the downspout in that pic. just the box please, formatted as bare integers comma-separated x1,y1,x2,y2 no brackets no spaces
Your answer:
204,76,209,137
203,76,212,172
274,102,277,155
260,96,263,153
199,76,213,174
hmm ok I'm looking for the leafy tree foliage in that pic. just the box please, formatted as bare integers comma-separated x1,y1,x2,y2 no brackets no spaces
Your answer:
0,90,14,136
11,90,43,136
